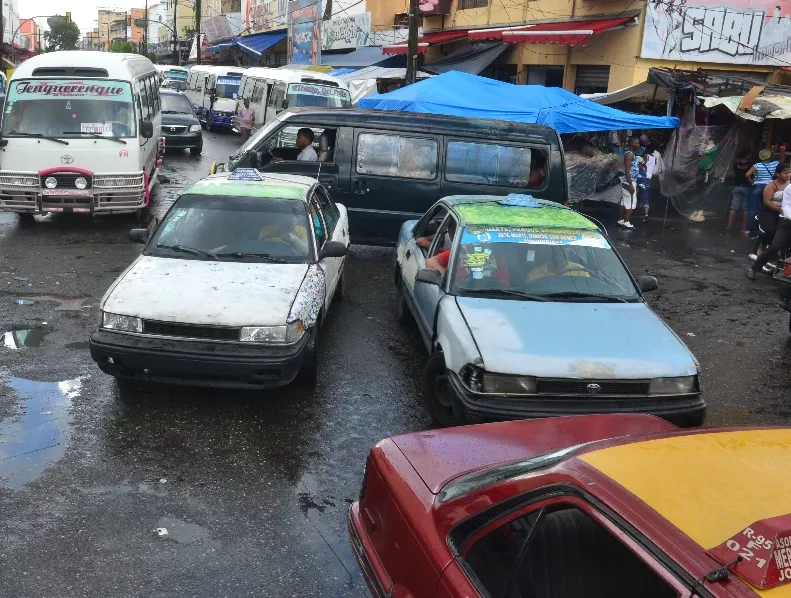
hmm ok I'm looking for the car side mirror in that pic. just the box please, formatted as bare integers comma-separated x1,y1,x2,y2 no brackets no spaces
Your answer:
636,275,658,292
281,99,288,109
416,268,443,286
319,241,348,259
129,228,150,244
140,120,154,139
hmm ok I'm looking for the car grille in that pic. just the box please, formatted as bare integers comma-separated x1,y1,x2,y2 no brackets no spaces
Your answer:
50,173,92,189
143,320,241,341
164,125,188,134
536,379,651,396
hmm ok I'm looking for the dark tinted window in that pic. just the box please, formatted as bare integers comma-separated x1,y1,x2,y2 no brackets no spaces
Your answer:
446,141,546,188
162,93,193,114
356,133,438,180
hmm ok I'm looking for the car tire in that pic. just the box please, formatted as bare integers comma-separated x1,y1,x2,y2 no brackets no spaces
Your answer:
395,278,413,325
422,351,464,427
296,325,319,388
190,145,203,156
18,213,35,225
205,120,213,133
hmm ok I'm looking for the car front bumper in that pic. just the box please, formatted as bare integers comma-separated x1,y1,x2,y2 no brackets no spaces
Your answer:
89,329,309,389
447,372,706,427
163,131,202,149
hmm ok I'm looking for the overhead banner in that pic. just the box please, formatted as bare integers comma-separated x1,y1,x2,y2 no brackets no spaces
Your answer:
289,0,322,65
247,0,288,34
641,1,791,66
321,12,371,50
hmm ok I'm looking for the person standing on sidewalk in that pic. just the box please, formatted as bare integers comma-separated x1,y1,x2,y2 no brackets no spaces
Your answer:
727,148,753,234
619,137,641,229
236,99,255,143
746,148,783,232
748,174,791,280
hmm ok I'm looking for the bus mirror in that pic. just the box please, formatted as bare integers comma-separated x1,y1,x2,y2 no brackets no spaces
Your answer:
281,99,288,110
140,120,154,139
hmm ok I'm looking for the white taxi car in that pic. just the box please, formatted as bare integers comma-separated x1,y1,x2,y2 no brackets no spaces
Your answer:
90,169,349,388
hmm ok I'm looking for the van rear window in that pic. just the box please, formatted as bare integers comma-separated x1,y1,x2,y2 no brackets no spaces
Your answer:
446,141,546,189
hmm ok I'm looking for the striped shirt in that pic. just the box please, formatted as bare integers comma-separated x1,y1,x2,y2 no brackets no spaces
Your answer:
754,161,778,184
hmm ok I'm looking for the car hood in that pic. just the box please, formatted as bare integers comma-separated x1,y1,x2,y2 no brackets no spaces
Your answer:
162,113,199,127
102,256,309,326
213,98,237,112
455,297,698,378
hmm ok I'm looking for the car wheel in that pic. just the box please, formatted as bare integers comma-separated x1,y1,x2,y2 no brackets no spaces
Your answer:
422,351,464,427
190,145,203,156
205,120,214,133
18,213,35,225
295,325,319,388
395,278,413,325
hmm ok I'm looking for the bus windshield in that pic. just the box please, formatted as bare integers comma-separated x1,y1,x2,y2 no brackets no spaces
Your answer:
1,79,136,138
216,76,241,99
287,83,351,109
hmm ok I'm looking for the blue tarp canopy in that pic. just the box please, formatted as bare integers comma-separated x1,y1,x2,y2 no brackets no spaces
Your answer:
208,30,286,57
320,46,402,69
358,71,679,133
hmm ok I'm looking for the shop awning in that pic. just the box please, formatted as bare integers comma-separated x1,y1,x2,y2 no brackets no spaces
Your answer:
586,81,670,105
423,41,509,75
208,30,286,57
382,29,469,55
701,94,791,121
321,46,402,68
468,16,635,45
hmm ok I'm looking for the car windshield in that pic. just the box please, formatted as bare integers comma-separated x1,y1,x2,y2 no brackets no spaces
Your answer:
2,79,136,138
162,93,193,114
148,194,313,263
163,80,187,92
287,83,351,109
216,77,241,99
450,226,640,301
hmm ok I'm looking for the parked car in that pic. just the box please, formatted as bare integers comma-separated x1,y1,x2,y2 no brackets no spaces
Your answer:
89,170,349,388
395,195,704,427
210,109,566,245
160,89,203,156
350,414,790,598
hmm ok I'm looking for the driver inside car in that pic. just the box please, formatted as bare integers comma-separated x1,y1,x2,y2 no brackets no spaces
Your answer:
524,245,589,283
259,212,309,254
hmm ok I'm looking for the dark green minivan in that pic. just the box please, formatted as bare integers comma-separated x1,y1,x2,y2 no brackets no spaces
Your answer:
212,108,567,245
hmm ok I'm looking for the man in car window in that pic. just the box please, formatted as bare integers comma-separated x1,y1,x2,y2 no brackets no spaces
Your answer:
297,128,318,161
262,213,308,254
525,246,589,282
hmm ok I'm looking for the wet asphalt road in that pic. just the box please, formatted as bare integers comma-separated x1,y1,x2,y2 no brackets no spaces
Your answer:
1,130,790,597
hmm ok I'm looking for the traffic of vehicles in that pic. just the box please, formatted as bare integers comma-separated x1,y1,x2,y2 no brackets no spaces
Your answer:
8,49,782,598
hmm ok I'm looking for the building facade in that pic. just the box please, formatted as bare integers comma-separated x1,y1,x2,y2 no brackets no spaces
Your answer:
148,0,168,45
129,8,147,45
375,0,788,93
98,9,127,51
18,19,39,54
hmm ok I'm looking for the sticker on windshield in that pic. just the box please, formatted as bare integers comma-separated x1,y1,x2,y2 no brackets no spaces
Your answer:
461,227,610,249
500,194,540,208
13,80,132,101
217,77,240,86
287,83,351,102
228,168,263,181
80,123,113,135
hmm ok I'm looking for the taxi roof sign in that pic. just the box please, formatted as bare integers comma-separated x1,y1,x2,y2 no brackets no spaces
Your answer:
708,514,791,589
228,168,263,182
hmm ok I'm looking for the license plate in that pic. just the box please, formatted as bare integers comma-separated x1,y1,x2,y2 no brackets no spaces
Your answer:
42,189,91,197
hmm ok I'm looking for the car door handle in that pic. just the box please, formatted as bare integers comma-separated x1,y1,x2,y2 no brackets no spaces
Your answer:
353,180,368,194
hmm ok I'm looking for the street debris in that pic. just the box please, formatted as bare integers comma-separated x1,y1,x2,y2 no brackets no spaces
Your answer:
155,527,169,537
687,332,696,337
159,478,167,484
12,276,28,282
14,299,35,306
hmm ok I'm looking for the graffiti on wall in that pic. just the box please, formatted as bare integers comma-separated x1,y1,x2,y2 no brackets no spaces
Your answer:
641,0,791,65
247,0,288,33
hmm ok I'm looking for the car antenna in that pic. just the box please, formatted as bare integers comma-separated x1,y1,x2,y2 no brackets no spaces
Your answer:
695,556,743,588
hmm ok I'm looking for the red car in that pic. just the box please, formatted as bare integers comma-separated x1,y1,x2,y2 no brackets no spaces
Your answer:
349,414,791,598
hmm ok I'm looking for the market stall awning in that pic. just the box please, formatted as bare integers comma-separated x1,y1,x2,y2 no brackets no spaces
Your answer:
701,94,791,122
321,46,402,68
423,42,509,75
382,29,468,55
208,30,286,57
358,71,679,134
585,81,670,105
468,16,635,45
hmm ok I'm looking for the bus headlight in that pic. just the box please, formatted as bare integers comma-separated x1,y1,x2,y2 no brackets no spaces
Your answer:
45,177,58,189
74,177,88,190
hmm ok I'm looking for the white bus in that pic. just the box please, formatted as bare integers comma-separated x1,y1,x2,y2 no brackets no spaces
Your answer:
0,52,163,217
185,65,246,131
236,68,351,134
155,65,189,83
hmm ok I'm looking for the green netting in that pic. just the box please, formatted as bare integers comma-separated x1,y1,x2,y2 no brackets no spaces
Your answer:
455,202,598,230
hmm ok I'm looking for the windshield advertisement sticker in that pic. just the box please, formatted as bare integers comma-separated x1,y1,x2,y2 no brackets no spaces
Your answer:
12,80,132,101
462,227,611,249
80,123,113,136
166,70,189,81
228,168,264,181
217,77,241,86
287,83,351,102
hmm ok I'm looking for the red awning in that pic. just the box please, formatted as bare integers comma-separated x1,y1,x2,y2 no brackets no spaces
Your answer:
382,29,469,55
468,17,634,45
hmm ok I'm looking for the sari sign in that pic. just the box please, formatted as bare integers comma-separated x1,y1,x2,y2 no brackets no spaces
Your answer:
641,0,791,65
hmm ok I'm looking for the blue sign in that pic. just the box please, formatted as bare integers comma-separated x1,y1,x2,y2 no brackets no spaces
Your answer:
229,168,263,181
500,194,539,208
217,77,241,86
461,227,610,249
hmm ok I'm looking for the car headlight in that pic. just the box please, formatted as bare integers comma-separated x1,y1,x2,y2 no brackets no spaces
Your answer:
190,124,202,132
74,177,87,190
649,376,698,395
461,365,537,395
45,176,57,189
240,321,305,344
102,312,143,333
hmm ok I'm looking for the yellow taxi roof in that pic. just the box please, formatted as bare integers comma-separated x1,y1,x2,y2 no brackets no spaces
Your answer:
581,429,791,597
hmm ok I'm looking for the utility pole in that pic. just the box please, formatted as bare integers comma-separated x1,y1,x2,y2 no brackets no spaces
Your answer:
1,0,4,69
405,0,419,84
173,0,179,65
144,0,148,54
195,0,201,65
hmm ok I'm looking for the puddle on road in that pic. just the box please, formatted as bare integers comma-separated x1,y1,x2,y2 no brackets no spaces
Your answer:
156,517,212,544
0,376,84,490
3,328,49,349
